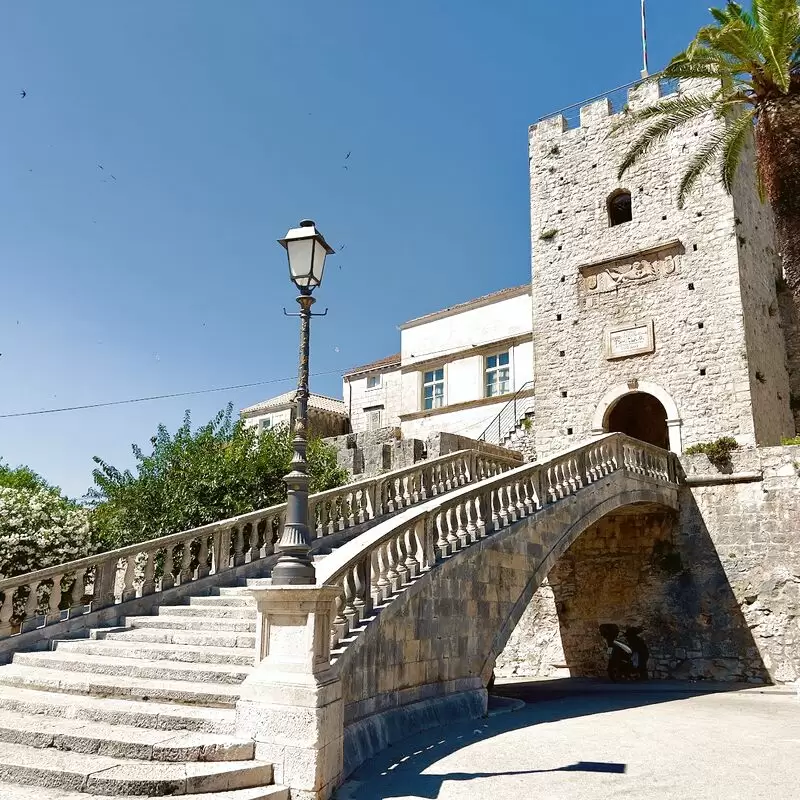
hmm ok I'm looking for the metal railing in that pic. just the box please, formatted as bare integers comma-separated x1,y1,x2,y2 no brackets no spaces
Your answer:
0,448,522,641
478,381,535,446
538,75,681,130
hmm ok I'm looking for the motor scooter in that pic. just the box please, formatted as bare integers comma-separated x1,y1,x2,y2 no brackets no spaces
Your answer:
598,623,649,681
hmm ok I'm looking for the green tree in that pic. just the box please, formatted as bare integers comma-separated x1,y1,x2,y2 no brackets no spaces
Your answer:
614,1,800,287
89,404,348,550
0,459,60,495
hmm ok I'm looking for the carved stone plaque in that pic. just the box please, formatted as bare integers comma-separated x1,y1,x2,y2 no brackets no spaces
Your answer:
605,320,655,360
578,240,683,309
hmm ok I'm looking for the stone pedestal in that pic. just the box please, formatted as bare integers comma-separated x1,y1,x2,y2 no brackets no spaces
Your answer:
235,582,344,800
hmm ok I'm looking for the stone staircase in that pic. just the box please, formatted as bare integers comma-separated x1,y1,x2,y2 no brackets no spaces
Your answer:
0,586,277,799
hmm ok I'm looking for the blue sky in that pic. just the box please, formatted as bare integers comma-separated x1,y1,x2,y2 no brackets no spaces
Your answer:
0,0,712,498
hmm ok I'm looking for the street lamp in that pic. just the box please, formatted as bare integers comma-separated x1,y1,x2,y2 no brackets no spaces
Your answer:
271,220,334,585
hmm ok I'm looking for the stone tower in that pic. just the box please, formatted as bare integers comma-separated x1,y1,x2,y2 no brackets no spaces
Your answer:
529,79,795,457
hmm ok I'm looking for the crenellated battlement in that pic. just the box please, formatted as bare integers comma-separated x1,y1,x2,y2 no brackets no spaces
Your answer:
529,76,707,141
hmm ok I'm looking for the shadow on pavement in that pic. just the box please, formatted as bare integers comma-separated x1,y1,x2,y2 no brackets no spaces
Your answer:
336,678,747,800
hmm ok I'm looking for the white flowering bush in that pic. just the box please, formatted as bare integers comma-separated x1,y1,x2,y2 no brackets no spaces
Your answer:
0,487,91,580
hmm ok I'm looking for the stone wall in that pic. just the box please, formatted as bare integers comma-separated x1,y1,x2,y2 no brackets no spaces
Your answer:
529,79,794,459
496,445,800,683
344,367,403,435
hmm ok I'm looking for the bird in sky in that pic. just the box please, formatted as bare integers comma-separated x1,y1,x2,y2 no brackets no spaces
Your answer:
97,164,104,170
345,151,351,160
110,174,117,181
19,90,26,99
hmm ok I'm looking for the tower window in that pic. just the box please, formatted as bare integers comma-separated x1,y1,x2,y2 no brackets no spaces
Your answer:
607,190,632,227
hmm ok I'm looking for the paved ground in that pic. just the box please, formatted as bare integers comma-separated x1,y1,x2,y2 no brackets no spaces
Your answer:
337,680,800,800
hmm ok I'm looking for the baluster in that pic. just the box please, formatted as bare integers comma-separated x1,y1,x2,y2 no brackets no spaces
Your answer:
342,568,358,630
179,540,193,584
354,556,371,619
45,575,63,626
385,539,400,594
514,479,526,517
490,487,502,531
162,546,175,590
465,495,479,543
70,568,87,615
233,526,245,567
142,551,157,594
566,460,577,494
356,489,367,524
455,501,470,548
445,505,460,552
436,464,446,495
346,491,356,528
23,581,41,627
218,526,233,572
401,476,411,508
367,482,379,520
421,515,436,568
331,587,348,650
374,546,390,604
521,477,535,515
196,533,210,578
0,589,15,637
307,500,319,538
247,522,260,562
435,509,449,559
394,533,410,586
404,526,420,579
474,492,488,538
92,557,119,609
121,555,137,602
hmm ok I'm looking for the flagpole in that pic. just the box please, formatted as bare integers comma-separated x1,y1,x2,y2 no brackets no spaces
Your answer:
641,0,650,78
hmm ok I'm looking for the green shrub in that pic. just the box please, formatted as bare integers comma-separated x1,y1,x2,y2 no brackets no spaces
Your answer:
684,436,740,467
781,435,800,446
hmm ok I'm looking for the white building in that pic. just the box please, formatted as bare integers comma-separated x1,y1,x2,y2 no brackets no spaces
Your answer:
342,284,534,443
241,391,348,439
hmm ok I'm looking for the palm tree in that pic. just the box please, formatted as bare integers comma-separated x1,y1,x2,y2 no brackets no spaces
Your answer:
613,0,800,289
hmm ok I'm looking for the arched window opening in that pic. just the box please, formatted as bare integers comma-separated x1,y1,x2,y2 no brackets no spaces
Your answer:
608,190,632,227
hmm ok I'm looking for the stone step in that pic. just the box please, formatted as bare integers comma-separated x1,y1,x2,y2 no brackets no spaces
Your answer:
214,587,252,597
125,616,257,633
13,651,251,685
0,741,272,796
157,605,257,619
189,596,256,608
55,639,255,667
97,627,256,649
0,709,255,762
0,665,242,708
0,781,289,800
0,686,236,734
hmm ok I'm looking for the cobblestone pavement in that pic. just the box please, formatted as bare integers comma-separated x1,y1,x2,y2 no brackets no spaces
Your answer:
337,681,800,800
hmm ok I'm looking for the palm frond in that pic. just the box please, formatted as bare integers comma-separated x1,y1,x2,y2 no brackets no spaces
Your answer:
617,106,717,179
611,93,724,135
720,109,757,192
677,128,729,207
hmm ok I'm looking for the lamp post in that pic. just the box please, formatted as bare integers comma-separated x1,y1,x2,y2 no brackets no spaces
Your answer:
271,220,334,585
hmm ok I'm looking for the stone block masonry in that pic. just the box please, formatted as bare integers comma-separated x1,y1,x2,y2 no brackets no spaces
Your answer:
530,78,795,458
496,445,800,683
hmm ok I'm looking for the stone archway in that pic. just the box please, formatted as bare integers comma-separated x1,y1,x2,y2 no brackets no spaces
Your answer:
592,381,682,454
607,392,669,449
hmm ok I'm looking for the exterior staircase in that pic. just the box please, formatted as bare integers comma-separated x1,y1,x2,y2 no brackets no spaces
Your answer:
0,449,520,798
0,586,279,799
478,380,535,453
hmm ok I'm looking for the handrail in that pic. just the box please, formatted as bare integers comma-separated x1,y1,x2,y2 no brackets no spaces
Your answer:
313,433,681,661
0,447,522,639
478,381,535,446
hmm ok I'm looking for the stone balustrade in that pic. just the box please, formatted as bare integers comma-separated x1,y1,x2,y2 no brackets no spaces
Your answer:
0,448,520,641
316,433,679,656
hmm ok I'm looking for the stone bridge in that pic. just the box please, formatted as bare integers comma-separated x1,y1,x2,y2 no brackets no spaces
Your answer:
0,434,679,800
238,434,679,799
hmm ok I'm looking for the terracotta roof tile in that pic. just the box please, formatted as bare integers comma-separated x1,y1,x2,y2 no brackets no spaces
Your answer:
343,352,402,378
241,391,347,416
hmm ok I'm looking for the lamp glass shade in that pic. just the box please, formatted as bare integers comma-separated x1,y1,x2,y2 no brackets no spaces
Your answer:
311,238,327,286
286,237,317,289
